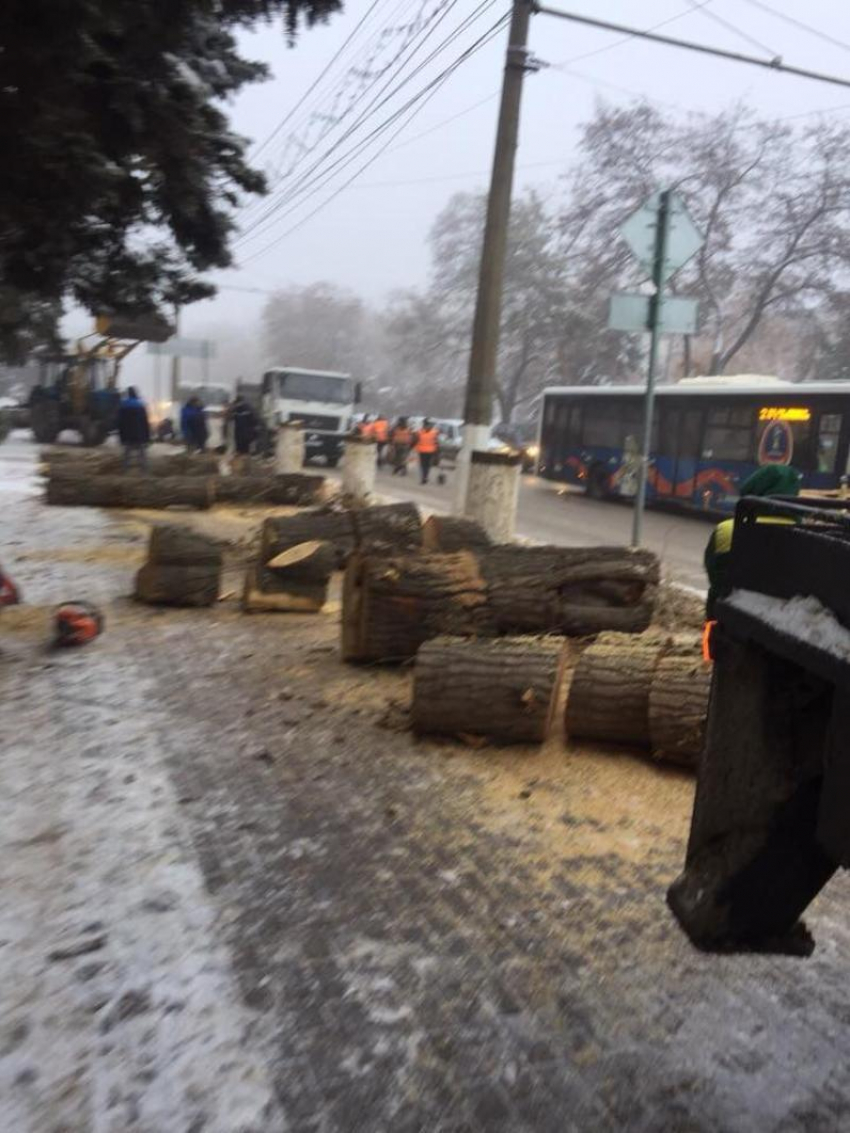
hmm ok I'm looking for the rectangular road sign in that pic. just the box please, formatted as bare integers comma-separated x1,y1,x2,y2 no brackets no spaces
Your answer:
609,292,699,335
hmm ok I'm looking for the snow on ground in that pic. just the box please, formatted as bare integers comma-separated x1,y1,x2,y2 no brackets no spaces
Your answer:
728,589,850,663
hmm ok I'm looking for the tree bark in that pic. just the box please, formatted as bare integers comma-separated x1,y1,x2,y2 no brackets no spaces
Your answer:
46,473,213,509
245,539,336,613
649,653,712,767
413,635,567,743
479,545,659,635
135,562,220,606
566,638,668,746
260,502,422,570
421,515,492,553
342,551,491,663
148,525,222,566
211,473,324,506
41,450,220,476
343,545,659,663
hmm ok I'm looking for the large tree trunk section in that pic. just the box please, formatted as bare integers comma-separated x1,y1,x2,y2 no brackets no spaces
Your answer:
260,502,422,570
244,539,336,613
261,511,357,570
211,473,324,506
566,638,668,745
351,501,422,555
649,654,712,767
421,515,491,553
135,562,220,606
413,636,567,744
480,545,659,636
342,552,491,663
46,473,213,509
41,450,220,476
148,525,223,566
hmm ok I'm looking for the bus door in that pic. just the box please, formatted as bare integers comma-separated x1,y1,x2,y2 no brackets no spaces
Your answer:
655,406,703,500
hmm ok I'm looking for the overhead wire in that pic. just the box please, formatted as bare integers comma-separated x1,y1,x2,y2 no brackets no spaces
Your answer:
239,12,511,264
736,0,850,56
237,0,504,244
682,0,780,60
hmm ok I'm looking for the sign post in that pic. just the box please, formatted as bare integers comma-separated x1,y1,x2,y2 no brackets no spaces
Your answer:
613,190,704,546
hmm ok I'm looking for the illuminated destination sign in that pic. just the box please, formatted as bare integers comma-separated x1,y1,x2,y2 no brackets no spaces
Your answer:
758,406,811,422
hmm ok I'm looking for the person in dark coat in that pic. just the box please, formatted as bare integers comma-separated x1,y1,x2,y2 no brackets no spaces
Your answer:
117,387,151,473
181,396,208,452
230,395,257,456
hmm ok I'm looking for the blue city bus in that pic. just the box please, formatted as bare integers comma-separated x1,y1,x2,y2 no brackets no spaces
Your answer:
538,379,850,513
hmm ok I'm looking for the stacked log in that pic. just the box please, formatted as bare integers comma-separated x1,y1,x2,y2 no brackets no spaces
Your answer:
135,525,222,606
41,450,220,476
342,551,491,663
260,501,422,570
211,473,324,507
421,515,491,553
243,540,336,613
413,636,567,744
342,545,659,663
565,632,711,768
46,473,214,510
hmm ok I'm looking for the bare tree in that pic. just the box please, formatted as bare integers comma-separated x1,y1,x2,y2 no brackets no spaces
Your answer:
261,282,378,379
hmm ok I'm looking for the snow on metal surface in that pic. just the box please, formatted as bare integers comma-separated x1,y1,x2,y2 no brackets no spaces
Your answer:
728,588,850,663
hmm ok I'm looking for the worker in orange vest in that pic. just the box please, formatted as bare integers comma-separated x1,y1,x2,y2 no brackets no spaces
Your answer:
415,418,439,485
372,414,389,467
390,417,413,476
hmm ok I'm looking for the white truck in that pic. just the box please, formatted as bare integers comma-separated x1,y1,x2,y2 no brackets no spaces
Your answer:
260,366,359,467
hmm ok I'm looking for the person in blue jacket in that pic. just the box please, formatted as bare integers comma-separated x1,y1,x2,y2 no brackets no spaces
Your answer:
181,396,208,452
117,387,151,473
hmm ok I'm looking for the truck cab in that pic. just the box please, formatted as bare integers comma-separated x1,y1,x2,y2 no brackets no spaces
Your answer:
261,366,358,467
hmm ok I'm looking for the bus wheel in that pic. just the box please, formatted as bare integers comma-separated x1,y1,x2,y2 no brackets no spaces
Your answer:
586,464,610,500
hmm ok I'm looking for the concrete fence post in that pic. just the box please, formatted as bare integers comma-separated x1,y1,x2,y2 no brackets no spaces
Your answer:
465,450,520,542
275,423,305,474
342,436,377,504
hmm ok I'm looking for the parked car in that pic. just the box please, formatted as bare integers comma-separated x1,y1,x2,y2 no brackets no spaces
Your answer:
490,421,540,473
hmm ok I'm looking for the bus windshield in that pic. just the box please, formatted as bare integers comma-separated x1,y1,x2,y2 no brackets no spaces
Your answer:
276,372,352,404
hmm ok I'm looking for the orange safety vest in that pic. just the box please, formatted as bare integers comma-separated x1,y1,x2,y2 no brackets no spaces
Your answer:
416,427,438,454
393,427,412,446
372,418,389,442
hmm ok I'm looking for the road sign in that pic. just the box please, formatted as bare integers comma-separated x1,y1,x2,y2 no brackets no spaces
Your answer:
147,338,216,360
620,191,703,281
609,293,699,335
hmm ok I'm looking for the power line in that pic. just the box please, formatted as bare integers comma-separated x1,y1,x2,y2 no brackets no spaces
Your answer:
238,0,504,245
682,0,779,60
248,0,388,163
553,0,714,68
239,0,469,236
239,14,510,264
737,0,850,56
534,6,850,91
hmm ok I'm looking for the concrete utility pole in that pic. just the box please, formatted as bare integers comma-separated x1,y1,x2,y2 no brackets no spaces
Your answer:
455,0,534,514
631,188,672,548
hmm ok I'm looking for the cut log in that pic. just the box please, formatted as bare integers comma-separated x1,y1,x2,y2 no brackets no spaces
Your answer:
148,525,223,566
135,562,220,606
413,636,567,744
649,654,712,766
479,545,658,636
211,473,324,506
421,515,491,553
265,539,337,579
260,501,422,570
41,450,220,476
261,511,356,569
351,501,422,555
343,545,659,664
242,564,327,613
46,473,213,510
566,637,669,745
342,551,491,663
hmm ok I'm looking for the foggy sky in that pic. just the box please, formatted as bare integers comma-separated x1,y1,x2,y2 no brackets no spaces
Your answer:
65,0,850,395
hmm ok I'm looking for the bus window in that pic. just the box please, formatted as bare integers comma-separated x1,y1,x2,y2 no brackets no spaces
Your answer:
566,405,582,446
702,406,755,461
582,402,624,447
817,413,842,473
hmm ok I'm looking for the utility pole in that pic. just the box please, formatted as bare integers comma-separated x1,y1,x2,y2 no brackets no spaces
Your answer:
455,0,534,513
631,188,672,547
170,303,181,403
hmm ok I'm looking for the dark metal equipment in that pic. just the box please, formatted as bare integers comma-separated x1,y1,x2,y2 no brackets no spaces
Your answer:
668,494,850,953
